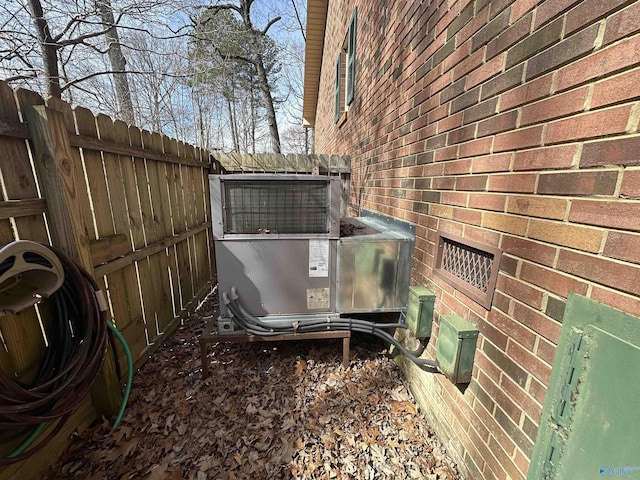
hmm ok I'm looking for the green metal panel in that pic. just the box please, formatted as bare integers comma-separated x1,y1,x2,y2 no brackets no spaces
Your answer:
346,7,357,105
334,54,341,123
436,314,478,384
406,286,435,338
528,294,640,480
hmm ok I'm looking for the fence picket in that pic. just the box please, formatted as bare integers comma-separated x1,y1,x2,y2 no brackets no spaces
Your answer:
75,107,113,239
164,138,183,314
3,88,48,243
51,101,95,240
142,132,173,331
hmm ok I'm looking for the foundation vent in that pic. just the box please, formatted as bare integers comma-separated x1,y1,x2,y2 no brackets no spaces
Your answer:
434,232,501,309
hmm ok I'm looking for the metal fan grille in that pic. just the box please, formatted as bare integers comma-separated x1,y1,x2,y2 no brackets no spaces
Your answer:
224,180,329,234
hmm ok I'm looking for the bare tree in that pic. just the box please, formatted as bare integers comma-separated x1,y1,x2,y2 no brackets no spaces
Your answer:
266,0,309,153
1,0,305,153
25,0,63,97
281,125,308,154
95,0,135,124
19,0,134,99
197,0,282,153
1,0,175,108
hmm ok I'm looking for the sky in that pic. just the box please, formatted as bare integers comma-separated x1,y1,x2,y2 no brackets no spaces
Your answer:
0,0,309,152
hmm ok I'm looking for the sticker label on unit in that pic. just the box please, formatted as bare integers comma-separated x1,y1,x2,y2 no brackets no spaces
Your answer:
307,288,330,310
309,239,329,277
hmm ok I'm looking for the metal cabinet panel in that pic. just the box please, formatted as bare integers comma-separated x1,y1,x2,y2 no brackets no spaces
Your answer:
336,215,415,313
528,294,640,480
216,239,336,318
337,240,401,312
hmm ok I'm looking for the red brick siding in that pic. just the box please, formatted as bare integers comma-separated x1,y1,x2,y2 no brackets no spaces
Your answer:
312,1,640,478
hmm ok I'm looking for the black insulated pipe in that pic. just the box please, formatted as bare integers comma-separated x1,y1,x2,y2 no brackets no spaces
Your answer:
222,289,441,373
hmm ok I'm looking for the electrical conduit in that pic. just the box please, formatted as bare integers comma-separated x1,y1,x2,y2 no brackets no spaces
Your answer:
222,288,441,372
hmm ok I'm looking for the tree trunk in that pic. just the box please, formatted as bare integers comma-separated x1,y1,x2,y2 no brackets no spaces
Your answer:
238,0,281,153
226,95,239,152
95,0,135,125
197,93,206,150
254,54,280,153
250,78,256,154
153,89,161,132
27,0,61,98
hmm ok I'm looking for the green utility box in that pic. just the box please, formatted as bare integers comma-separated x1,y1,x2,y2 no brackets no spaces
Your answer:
528,294,640,480
436,315,479,384
405,286,435,338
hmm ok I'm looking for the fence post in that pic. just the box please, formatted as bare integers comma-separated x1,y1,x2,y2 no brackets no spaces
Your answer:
24,105,122,416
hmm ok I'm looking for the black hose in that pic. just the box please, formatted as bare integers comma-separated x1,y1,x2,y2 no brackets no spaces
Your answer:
406,338,429,357
227,297,406,337
222,290,440,373
228,289,406,333
292,322,439,369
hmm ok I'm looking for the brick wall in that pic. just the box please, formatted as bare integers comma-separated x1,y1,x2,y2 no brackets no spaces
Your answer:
312,0,640,478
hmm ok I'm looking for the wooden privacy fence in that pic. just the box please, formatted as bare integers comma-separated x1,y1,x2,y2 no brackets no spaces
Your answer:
0,80,217,478
213,151,351,174
214,152,352,216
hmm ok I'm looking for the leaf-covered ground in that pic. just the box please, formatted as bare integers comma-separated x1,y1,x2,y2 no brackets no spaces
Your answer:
47,295,460,479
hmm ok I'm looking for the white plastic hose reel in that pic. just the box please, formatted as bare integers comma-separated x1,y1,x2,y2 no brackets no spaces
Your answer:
0,241,64,314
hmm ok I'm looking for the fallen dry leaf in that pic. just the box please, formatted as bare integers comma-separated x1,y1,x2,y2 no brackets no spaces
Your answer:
44,293,460,480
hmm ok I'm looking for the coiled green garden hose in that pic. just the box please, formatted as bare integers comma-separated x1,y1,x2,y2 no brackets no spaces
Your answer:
0,241,133,463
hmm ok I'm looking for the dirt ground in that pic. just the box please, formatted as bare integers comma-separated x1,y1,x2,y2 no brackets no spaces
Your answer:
46,294,460,479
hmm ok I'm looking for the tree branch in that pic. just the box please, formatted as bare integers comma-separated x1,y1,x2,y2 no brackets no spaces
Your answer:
218,48,253,65
260,16,281,36
53,13,88,43
290,0,306,42
0,49,36,68
61,69,194,91
3,72,39,83
204,4,242,18
56,28,113,47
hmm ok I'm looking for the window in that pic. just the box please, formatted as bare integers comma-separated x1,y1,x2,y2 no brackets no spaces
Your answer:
335,8,357,123
434,231,501,309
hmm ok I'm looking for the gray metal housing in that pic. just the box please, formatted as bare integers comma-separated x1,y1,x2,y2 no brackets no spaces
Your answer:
337,211,415,313
209,174,415,323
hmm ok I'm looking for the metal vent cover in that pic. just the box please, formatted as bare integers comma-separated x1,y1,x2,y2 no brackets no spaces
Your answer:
224,179,329,234
210,174,341,239
434,232,501,309
441,238,493,292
